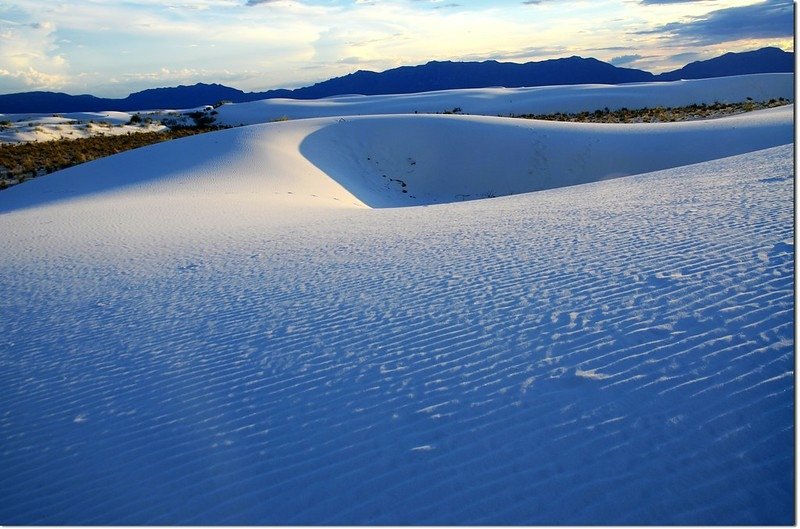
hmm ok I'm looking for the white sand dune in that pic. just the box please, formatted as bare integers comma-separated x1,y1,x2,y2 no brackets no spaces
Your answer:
0,76,794,525
299,106,792,207
216,73,793,125
2,104,791,214
0,109,200,144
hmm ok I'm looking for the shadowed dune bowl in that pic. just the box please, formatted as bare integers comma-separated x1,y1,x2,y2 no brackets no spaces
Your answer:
299,110,793,207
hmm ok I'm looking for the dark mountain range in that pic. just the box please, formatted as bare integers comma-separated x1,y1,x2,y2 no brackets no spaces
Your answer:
0,47,792,114
0,92,123,114
0,84,254,114
124,83,250,110
281,56,655,99
656,47,794,81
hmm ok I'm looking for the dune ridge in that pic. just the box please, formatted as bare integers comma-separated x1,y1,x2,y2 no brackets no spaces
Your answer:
0,104,791,214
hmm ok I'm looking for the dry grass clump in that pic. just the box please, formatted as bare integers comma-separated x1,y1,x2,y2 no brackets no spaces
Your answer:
0,126,224,190
512,98,790,123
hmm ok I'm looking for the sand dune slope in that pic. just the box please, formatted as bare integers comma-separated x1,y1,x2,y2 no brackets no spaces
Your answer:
0,104,792,213
0,92,793,525
0,146,792,525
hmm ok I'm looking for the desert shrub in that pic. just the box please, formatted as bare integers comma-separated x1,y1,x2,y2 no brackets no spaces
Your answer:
187,111,216,127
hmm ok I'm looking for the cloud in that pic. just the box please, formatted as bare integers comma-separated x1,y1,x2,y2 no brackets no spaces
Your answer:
0,66,68,92
666,51,702,63
409,0,462,7
0,18,69,91
609,54,643,66
470,45,567,62
587,46,635,52
639,0,794,45
639,0,708,4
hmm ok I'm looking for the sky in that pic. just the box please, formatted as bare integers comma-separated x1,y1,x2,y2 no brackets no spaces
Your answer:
0,0,794,97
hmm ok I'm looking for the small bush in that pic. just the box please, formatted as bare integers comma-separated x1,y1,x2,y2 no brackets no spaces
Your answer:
188,111,216,127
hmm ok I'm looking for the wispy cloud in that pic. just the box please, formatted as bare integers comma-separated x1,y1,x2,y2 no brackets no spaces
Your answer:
667,51,702,63
245,0,285,6
609,54,643,66
639,0,709,4
463,45,568,62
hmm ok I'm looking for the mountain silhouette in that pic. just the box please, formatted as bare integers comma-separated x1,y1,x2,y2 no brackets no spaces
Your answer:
656,47,794,81
0,47,792,114
278,56,655,99
124,83,249,110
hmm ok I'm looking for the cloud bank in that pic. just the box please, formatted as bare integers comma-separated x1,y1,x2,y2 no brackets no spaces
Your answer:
640,0,794,45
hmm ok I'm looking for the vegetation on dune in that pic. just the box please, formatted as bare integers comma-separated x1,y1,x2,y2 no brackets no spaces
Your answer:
0,126,226,190
511,98,790,123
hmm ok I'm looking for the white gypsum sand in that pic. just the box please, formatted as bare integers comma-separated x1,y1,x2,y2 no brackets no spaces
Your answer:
0,76,793,525
214,73,793,125
0,109,207,144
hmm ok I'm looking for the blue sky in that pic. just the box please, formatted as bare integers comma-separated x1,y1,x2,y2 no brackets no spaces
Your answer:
0,0,794,97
